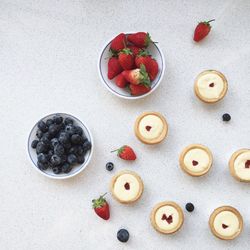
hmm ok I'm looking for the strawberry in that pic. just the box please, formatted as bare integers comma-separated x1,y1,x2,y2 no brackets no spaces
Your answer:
118,48,134,70
127,45,142,56
122,64,150,86
92,193,110,220
127,32,152,48
135,51,158,81
130,84,151,96
110,33,126,52
193,19,215,42
107,57,123,80
115,73,128,88
111,145,136,161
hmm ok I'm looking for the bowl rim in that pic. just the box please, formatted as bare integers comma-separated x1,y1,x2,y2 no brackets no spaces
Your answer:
98,32,166,100
27,112,94,180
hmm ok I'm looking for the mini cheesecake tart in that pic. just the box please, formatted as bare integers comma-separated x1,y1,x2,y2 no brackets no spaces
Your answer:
229,149,250,182
209,206,243,240
134,112,168,145
194,70,228,103
179,144,213,177
110,170,144,204
150,201,184,234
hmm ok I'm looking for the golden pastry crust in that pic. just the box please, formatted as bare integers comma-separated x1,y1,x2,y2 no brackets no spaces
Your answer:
110,170,144,204
150,201,184,234
209,206,243,240
179,144,213,177
229,148,250,182
194,70,228,103
134,111,168,145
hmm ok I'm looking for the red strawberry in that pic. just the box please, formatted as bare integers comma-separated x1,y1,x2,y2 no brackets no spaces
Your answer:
130,84,151,96
110,33,126,52
118,48,134,70
127,45,142,56
115,73,128,88
107,57,123,80
135,51,158,81
111,145,136,161
92,193,110,220
122,64,150,86
193,19,215,42
127,32,152,48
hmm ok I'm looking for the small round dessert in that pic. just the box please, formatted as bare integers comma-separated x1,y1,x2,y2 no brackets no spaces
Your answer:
229,149,250,182
194,70,228,103
110,170,144,204
150,201,184,234
179,144,213,177
134,112,168,145
209,206,243,240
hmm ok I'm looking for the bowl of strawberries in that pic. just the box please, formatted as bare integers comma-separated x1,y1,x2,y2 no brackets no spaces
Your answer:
98,32,165,99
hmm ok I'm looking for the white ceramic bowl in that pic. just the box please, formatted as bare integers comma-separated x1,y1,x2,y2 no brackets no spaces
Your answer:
27,113,93,179
98,32,165,100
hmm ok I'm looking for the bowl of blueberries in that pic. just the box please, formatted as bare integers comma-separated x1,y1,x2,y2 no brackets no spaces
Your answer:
28,113,93,179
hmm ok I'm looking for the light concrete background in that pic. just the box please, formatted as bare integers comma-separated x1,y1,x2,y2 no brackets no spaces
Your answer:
1,0,250,249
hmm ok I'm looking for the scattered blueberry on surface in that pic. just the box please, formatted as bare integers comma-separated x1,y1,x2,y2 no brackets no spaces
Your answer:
117,229,129,243
185,203,195,212
222,113,231,122
106,162,114,171
32,115,91,175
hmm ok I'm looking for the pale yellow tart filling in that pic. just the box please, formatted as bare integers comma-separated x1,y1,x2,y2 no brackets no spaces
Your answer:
138,115,163,140
197,73,224,99
214,211,240,237
155,205,179,231
234,151,250,181
184,148,210,173
113,174,140,202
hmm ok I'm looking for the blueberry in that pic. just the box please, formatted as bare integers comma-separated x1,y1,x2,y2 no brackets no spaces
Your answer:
117,229,129,243
36,142,47,154
67,154,77,164
71,134,83,144
222,113,231,122
37,153,48,164
74,126,83,136
36,129,43,139
69,146,78,155
54,144,65,156
40,136,50,146
48,150,53,159
64,117,74,125
83,140,91,151
37,161,49,171
65,125,77,136
63,142,72,150
106,162,114,171
48,124,60,136
53,115,63,124
51,138,59,148
52,166,61,174
60,154,67,163
50,154,61,166
46,119,54,126
38,120,48,133
76,146,85,156
59,132,70,145
185,203,195,212
77,155,85,164
31,140,39,149
62,162,72,173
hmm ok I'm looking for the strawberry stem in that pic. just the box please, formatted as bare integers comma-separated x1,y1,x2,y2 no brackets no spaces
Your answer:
207,19,215,23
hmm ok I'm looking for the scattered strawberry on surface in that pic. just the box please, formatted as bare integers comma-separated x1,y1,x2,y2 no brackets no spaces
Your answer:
92,193,110,220
107,57,123,80
130,84,151,96
115,73,128,88
193,19,215,42
110,33,126,52
111,145,136,161
127,45,142,56
127,32,152,48
122,64,150,86
118,48,134,70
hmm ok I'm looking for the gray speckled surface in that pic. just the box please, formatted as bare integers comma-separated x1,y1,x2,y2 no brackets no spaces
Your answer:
1,0,250,249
